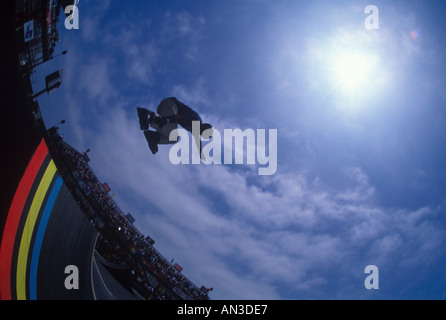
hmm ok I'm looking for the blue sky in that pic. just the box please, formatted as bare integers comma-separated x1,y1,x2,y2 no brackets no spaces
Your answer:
34,0,446,299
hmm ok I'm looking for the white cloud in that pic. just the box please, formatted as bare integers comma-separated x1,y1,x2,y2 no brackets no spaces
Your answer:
335,167,376,202
172,77,210,107
99,19,159,85
79,0,112,42
79,58,115,103
160,11,206,60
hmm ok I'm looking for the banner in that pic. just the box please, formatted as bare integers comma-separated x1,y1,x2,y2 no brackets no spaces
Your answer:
103,182,111,192
24,20,34,42
46,10,52,26
126,213,135,224
174,263,183,272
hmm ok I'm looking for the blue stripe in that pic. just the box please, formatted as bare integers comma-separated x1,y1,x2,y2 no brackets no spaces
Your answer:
29,175,63,300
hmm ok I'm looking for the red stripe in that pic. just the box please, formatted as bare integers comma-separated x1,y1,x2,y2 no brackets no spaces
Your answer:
0,139,48,300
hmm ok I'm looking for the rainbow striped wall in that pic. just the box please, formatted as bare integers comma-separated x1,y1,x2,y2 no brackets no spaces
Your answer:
0,139,63,300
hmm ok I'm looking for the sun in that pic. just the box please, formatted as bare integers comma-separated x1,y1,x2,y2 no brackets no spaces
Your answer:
333,52,374,91
331,50,379,94
303,28,391,111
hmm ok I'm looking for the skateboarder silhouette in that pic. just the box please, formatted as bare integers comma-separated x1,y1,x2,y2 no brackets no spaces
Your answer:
137,97,212,158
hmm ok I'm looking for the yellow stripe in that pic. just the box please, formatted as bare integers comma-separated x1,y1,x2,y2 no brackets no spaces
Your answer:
16,160,57,300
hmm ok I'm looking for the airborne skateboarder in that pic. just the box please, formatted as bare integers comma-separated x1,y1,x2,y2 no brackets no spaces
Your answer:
137,97,212,157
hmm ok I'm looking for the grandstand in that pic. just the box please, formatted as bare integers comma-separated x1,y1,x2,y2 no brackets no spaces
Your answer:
1,0,211,300
47,130,211,300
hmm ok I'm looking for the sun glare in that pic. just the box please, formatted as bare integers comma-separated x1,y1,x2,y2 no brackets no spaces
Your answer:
305,29,391,111
333,52,375,91
306,28,390,109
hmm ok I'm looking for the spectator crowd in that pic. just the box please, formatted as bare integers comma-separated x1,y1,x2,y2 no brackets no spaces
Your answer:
47,128,210,300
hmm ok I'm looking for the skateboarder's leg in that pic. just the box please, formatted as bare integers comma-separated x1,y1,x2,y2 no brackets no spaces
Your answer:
151,122,178,145
137,107,155,131
143,130,160,154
